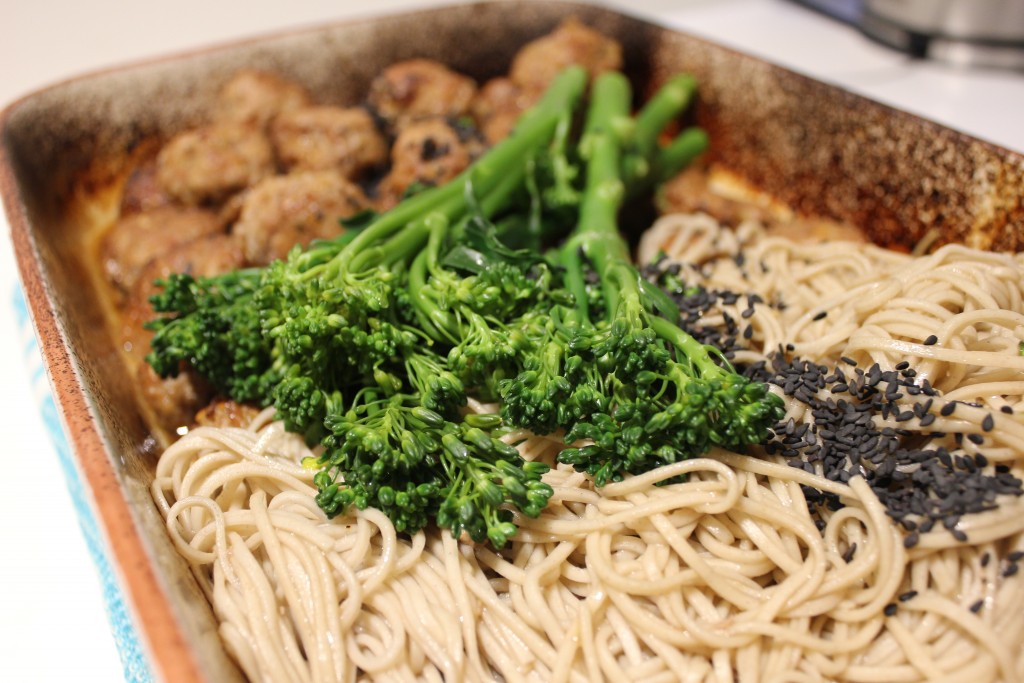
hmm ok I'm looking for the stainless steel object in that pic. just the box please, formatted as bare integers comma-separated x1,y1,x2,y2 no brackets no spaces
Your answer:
794,0,1024,69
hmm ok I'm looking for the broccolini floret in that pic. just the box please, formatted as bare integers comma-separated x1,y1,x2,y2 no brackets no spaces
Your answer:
548,72,784,485
147,67,589,544
146,64,778,545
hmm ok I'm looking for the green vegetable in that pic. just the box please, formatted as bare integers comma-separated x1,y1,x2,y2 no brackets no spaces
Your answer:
148,67,588,546
501,72,784,486
146,65,779,545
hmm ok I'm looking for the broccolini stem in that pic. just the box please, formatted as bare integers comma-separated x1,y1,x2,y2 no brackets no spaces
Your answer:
648,314,733,377
561,71,632,324
633,74,697,158
654,127,709,183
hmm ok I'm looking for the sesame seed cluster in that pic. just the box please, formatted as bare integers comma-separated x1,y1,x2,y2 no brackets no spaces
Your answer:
645,259,1023,547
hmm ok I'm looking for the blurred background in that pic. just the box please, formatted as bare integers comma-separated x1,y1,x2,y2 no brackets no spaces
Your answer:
1,1,1021,681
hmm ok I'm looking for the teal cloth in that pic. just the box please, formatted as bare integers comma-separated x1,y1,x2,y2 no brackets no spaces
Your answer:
14,287,154,683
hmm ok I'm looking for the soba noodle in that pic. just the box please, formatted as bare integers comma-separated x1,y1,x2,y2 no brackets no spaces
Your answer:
152,213,1024,682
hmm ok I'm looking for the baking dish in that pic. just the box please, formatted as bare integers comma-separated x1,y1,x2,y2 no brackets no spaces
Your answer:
2,2,1023,680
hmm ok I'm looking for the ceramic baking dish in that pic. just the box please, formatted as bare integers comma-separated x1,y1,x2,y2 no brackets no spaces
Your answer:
2,1,1023,680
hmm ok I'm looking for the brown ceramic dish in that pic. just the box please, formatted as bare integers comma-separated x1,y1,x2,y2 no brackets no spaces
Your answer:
2,1,1023,681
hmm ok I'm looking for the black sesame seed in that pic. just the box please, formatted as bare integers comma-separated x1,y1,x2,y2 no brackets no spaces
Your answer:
903,532,919,548
841,356,857,366
898,590,918,602
940,402,957,417
970,599,984,613
981,552,991,567
982,414,995,432
1003,564,1019,578
894,361,910,370
1001,405,1014,414
923,335,938,346
883,603,898,617
842,544,857,562
1010,551,1024,562
812,311,827,321
967,433,985,446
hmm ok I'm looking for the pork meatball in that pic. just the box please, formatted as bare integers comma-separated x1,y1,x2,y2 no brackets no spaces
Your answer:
509,18,622,96
122,233,246,432
233,170,369,265
213,69,313,127
119,158,173,215
126,234,245,324
138,362,214,434
102,206,225,300
367,59,477,132
271,105,388,177
658,165,866,243
376,118,482,211
194,399,262,429
156,121,275,205
471,77,531,144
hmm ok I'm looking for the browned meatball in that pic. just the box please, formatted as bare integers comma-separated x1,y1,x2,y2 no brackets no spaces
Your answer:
471,77,531,144
376,119,482,211
270,105,388,178
194,399,262,429
138,362,214,434
156,122,276,205
120,232,246,433
658,165,866,243
233,170,369,265
126,233,245,324
119,159,173,215
509,18,622,96
102,206,225,300
213,69,313,127
657,165,760,226
367,59,477,132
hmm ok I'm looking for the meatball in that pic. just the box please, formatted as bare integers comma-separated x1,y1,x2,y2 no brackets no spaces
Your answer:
376,118,482,211
138,363,214,435
509,18,622,96
120,233,246,433
471,77,530,144
102,205,224,299
367,59,477,132
271,105,388,178
658,165,866,243
119,158,173,215
657,165,761,226
192,401,262,428
194,399,262,429
233,170,370,265
156,121,276,205
213,69,313,127
126,233,244,324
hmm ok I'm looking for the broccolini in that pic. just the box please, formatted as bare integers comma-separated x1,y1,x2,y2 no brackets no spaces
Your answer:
146,65,782,546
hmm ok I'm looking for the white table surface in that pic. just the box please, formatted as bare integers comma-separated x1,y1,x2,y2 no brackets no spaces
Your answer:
2,1,1022,680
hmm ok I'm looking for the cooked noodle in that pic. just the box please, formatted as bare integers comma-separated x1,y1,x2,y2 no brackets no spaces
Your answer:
153,213,1024,682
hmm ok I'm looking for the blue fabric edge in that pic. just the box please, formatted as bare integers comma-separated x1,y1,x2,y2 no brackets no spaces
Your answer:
13,286,155,683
